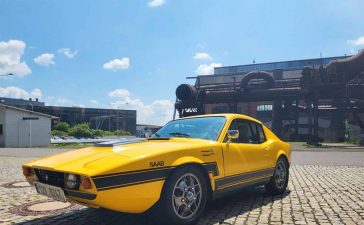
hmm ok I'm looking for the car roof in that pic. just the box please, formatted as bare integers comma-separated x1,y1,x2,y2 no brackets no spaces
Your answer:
175,113,262,124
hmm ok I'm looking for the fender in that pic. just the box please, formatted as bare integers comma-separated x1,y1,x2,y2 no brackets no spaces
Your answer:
171,156,216,191
275,150,290,165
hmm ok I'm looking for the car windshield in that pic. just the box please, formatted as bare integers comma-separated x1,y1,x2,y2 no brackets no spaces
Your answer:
152,116,226,141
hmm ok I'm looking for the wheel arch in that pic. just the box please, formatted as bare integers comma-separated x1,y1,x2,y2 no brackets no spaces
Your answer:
169,157,214,200
276,151,290,167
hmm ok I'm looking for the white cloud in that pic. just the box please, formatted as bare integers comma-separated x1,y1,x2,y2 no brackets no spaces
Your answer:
148,0,166,7
34,53,55,66
108,89,173,125
0,40,32,77
193,52,213,60
108,89,131,98
196,63,222,75
58,48,78,58
103,57,129,71
347,36,364,47
0,86,42,99
90,99,98,104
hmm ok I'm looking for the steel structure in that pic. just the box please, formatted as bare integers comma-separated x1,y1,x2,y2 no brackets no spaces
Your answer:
174,51,364,145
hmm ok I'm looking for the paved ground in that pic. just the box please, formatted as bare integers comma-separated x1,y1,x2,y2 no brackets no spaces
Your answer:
2,146,364,166
0,148,75,158
0,148,364,225
291,151,364,166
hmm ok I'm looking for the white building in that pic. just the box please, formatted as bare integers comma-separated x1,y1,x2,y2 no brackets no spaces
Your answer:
0,104,54,147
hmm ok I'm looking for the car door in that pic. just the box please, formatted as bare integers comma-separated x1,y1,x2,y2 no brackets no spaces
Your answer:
221,119,269,178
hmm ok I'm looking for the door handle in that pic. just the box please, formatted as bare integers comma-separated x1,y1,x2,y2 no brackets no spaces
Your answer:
262,147,269,151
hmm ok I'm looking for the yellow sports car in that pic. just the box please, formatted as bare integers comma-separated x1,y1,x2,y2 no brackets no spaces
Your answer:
22,114,291,225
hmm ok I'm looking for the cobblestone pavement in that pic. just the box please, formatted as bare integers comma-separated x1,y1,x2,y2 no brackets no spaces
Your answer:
0,157,363,225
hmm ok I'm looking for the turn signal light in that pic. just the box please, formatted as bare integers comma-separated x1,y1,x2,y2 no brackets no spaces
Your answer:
81,177,92,189
22,167,32,177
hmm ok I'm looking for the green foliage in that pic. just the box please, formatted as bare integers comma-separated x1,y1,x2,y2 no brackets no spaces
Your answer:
103,131,114,136
51,130,67,137
51,122,132,138
92,129,105,137
113,129,131,136
68,123,92,138
54,122,70,132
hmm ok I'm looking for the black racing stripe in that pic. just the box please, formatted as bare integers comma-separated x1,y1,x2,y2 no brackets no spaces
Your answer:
92,166,175,179
215,168,274,188
92,162,219,191
216,176,271,192
93,167,175,190
97,177,166,191
202,162,219,176
64,190,97,200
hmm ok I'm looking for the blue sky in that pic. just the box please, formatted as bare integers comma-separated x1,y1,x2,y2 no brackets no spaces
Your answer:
1,0,364,125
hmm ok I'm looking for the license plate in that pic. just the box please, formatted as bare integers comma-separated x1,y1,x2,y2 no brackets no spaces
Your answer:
34,182,67,202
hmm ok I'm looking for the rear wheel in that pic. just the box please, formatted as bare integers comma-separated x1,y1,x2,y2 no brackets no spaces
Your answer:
265,157,289,195
156,166,208,225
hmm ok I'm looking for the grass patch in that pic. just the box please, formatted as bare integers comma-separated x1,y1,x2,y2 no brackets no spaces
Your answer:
49,143,94,148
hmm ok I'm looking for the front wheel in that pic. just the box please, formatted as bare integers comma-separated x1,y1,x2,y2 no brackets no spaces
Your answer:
156,166,208,225
265,157,289,195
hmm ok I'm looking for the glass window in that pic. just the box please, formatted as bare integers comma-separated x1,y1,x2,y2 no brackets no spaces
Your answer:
225,119,265,144
153,116,226,141
257,104,273,112
256,123,266,143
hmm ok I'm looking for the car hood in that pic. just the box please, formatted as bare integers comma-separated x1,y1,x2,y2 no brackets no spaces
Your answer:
25,138,215,176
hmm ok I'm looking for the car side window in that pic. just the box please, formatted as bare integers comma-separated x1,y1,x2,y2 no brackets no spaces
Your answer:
256,123,266,143
225,119,253,144
225,119,266,144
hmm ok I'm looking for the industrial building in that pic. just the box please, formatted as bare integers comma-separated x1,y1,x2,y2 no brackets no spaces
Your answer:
0,97,137,134
175,52,364,144
0,104,54,147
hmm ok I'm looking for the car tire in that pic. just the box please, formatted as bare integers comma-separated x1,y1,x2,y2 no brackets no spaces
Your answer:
156,165,208,225
265,157,289,195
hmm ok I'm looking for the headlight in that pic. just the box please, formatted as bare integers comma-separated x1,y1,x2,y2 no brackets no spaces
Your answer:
66,174,79,189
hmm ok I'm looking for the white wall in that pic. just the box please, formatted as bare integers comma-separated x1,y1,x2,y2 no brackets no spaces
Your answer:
0,110,5,147
1,107,51,147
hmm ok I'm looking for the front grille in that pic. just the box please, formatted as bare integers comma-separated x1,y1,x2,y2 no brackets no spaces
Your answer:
35,169,65,188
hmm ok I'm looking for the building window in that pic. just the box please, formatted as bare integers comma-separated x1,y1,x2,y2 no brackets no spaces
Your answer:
0,124,3,135
257,104,273,112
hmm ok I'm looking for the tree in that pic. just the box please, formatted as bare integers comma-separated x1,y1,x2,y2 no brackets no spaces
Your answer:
68,123,92,138
92,129,105,137
113,129,131,136
54,122,70,132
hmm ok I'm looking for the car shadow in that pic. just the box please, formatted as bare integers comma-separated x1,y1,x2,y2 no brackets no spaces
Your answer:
14,186,290,225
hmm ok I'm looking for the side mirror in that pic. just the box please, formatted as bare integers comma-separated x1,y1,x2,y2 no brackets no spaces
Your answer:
226,130,239,143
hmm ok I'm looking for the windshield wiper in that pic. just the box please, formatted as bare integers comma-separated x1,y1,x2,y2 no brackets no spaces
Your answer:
168,132,190,137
